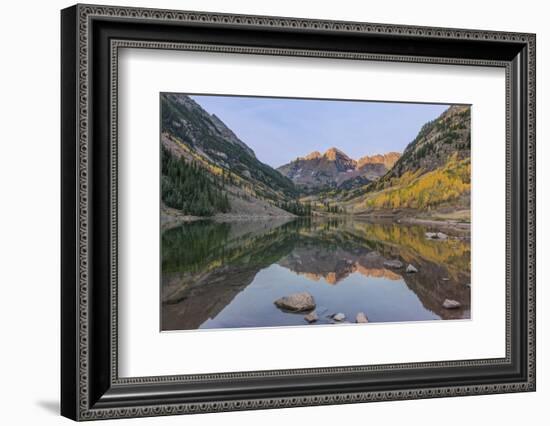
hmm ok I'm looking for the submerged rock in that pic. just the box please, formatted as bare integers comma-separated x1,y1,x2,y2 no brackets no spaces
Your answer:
333,313,346,321
383,259,404,269
356,312,369,323
304,311,318,323
274,292,316,312
442,299,461,309
406,264,418,273
316,306,328,315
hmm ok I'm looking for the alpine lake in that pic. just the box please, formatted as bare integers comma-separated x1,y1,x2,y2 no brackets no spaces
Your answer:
161,217,471,331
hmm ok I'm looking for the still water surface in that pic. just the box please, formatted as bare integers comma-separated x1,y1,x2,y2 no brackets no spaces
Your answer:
161,218,470,330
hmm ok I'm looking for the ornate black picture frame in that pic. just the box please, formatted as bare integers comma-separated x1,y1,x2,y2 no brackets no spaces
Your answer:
61,4,536,421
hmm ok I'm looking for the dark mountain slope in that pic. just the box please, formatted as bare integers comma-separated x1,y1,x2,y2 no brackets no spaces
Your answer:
161,93,297,201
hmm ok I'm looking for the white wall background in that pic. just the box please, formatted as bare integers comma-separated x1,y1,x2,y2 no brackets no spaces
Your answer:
0,0,547,425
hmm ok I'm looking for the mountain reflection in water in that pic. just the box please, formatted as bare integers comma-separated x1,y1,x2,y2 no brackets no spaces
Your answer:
161,218,470,331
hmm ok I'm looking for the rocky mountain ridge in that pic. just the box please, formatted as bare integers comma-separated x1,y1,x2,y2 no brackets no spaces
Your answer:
277,148,400,190
161,93,299,218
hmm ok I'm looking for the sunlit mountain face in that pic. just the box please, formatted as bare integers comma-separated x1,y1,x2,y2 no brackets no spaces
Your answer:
276,147,401,191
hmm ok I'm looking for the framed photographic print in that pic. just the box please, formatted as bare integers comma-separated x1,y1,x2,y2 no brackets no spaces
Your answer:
61,4,536,421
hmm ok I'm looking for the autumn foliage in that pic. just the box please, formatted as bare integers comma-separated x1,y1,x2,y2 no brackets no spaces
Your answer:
364,154,470,210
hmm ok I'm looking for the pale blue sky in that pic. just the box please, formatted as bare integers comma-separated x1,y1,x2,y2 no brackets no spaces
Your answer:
190,95,450,168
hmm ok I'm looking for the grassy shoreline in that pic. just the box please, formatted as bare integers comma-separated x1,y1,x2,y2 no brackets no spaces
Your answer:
162,208,470,235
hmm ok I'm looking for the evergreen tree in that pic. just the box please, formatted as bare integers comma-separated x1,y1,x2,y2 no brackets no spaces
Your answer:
161,147,230,216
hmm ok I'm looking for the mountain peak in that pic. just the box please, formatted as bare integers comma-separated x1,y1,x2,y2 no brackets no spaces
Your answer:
324,147,350,161
277,147,401,190
303,151,322,160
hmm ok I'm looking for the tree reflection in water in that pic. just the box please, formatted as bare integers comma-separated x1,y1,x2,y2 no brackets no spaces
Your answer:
161,218,470,330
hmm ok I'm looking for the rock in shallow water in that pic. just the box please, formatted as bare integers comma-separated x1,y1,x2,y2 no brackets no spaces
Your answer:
406,264,418,273
442,299,461,309
304,311,318,323
274,292,316,312
333,313,346,321
356,312,369,323
383,259,403,269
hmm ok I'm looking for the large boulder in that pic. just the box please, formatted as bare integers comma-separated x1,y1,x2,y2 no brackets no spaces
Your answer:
274,292,316,312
